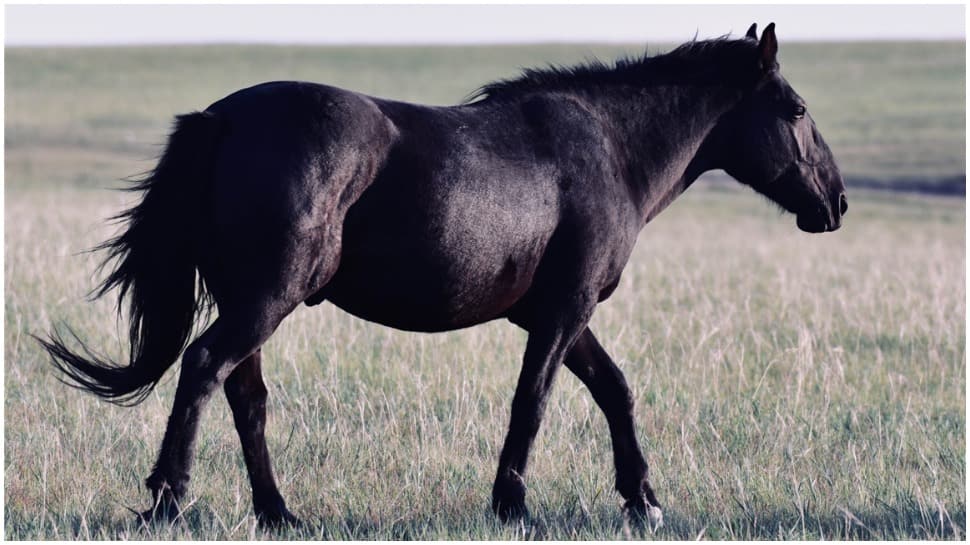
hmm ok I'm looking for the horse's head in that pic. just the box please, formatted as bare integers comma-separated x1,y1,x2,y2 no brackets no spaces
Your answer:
716,23,846,233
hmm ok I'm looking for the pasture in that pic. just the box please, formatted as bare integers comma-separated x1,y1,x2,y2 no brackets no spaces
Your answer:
4,42,966,539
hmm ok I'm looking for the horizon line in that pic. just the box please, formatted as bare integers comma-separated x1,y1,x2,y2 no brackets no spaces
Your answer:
7,36,966,48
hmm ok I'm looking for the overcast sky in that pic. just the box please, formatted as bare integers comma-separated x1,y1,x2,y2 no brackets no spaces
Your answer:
5,4,966,46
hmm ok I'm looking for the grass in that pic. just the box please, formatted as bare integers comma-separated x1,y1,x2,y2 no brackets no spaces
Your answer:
5,41,965,190
6,186,964,539
4,42,966,539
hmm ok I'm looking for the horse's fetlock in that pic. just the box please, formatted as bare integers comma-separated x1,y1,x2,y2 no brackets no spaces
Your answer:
146,469,188,499
616,464,653,501
254,491,300,528
145,470,168,492
492,469,528,520
616,477,642,501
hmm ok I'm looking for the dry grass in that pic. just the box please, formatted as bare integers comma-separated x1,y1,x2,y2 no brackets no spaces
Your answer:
5,184,964,539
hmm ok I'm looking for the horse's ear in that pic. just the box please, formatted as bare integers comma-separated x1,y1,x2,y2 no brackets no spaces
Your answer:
758,22,778,72
745,23,758,41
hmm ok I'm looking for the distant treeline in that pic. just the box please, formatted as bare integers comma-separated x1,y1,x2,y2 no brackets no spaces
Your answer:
703,172,966,198
845,175,966,197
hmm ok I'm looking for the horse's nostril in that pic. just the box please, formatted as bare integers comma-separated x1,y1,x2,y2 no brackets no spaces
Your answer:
839,193,848,216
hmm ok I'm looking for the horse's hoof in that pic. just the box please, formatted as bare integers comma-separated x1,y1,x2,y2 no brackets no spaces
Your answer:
493,499,529,522
624,496,663,532
254,494,301,530
135,503,180,528
645,505,664,530
256,508,302,530
492,486,528,522
492,476,528,522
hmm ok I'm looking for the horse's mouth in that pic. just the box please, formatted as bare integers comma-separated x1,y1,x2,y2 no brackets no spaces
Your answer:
796,212,824,233
796,209,839,233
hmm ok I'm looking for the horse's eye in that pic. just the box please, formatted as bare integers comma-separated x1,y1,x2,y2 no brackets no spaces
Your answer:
792,105,807,120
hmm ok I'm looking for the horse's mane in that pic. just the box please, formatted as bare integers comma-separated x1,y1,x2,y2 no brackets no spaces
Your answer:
466,37,760,103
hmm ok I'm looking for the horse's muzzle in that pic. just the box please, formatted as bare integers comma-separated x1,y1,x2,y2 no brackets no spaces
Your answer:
796,212,830,233
796,191,846,233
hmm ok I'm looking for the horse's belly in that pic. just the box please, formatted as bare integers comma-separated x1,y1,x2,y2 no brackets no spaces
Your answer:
321,247,541,332
318,197,556,332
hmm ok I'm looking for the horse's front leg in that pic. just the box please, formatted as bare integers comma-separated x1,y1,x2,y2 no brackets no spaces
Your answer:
563,327,663,528
492,296,593,520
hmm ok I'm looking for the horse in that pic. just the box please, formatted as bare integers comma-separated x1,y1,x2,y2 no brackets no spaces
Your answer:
39,23,846,529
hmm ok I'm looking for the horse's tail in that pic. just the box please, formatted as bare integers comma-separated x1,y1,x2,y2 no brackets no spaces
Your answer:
38,112,223,405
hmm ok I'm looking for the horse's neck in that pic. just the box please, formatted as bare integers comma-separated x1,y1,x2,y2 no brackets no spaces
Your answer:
591,84,741,224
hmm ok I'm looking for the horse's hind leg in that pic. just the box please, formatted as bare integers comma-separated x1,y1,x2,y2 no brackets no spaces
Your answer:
141,305,291,524
141,321,223,522
563,327,662,527
224,349,298,527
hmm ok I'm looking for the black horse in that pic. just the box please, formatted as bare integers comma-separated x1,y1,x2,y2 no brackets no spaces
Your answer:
40,24,845,528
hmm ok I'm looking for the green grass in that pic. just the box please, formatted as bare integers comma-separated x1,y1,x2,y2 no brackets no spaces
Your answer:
4,43,966,539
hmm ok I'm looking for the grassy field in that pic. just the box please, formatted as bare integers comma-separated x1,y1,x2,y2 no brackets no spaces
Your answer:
6,41,965,190
4,42,966,539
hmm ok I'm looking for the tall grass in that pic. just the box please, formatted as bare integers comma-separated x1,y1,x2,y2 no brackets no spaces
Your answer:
5,185,964,539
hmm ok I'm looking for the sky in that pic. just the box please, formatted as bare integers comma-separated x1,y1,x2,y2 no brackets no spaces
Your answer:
5,4,966,46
